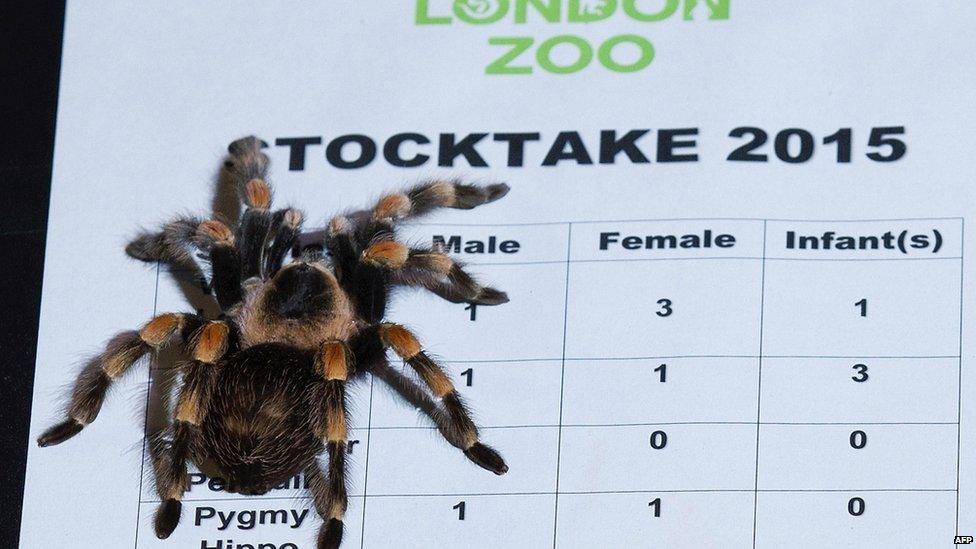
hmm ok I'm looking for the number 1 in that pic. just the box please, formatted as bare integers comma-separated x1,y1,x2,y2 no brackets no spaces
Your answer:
453,501,466,520
855,298,867,317
822,128,852,163
649,498,661,517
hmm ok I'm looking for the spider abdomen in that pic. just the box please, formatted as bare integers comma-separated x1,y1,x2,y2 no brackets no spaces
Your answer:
202,344,322,495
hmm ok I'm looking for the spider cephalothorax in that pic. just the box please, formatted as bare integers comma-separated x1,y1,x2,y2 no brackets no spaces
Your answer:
37,136,510,549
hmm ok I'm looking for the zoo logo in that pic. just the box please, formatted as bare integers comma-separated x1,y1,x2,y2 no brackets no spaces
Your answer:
416,0,730,75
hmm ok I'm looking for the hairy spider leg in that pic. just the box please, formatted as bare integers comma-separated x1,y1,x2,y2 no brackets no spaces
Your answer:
153,319,233,539
322,218,392,323
308,341,353,549
237,207,273,280
362,180,509,296
356,337,498,464
377,323,508,475
316,181,509,298
217,136,306,295
327,222,508,319
37,313,205,447
370,179,511,224
126,136,274,276
225,136,275,281
312,178,499,262
310,178,510,253
195,219,243,310
125,215,205,266
265,207,304,277
385,242,509,305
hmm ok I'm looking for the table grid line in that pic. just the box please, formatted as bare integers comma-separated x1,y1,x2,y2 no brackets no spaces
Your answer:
344,256,962,268
359,421,960,430
373,354,962,365
551,222,573,549
139,353,964,372
359,376,375,549
404,215,965,227
162,254,963,275
576,354,961,360
138,488,960,506
956,217,965,544
132,261,161,549
752,220,768,548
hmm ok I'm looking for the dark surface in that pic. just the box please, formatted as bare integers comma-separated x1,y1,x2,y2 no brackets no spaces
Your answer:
0,2,65,547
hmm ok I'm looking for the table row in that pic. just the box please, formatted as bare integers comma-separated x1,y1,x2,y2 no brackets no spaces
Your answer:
317,357,959,427
153,258,964,359
142,424,959,500
398,218,962,262
135,490,959,548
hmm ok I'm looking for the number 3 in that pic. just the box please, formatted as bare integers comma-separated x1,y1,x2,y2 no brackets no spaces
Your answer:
852,364,869,382
656,298,673,317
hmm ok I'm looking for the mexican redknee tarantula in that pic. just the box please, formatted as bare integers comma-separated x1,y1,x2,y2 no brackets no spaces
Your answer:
37,136,510,548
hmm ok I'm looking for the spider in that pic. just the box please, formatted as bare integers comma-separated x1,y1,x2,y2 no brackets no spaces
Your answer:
37,136,511,549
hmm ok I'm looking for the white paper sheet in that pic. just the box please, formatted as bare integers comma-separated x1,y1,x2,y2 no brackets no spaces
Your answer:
21,2,976,548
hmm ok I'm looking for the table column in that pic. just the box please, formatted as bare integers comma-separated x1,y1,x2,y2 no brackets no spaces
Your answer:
756,219,962,549
554,219,766,548
361,222,569,548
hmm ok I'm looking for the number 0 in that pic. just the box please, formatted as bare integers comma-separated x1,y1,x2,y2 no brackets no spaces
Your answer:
848,497,865,516
650,431,668,449
774,128,815,163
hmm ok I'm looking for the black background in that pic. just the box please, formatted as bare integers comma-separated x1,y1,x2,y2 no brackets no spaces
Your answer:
0,2,66,546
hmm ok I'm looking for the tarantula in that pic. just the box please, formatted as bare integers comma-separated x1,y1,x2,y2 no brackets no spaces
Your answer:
37,136,510,548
